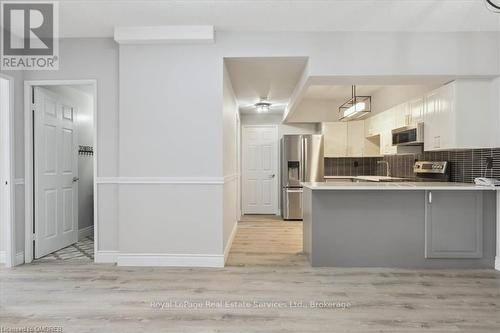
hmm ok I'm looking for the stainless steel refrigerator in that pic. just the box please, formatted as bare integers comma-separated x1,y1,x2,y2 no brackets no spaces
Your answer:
281,134,324,220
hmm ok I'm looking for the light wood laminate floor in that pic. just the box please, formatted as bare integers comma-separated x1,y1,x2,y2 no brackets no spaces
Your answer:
1,217,500,332
227,215,304,267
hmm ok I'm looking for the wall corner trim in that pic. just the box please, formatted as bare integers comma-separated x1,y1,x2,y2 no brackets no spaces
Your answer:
15,252,24,265
116,253,224,267
2,252,24,266
114,25,215,45
95,251,119,263
223,173,239,183
495,256,500,271
224,222,238,263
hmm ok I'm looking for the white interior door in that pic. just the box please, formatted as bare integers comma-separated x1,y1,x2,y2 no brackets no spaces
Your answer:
34,87,78,258
242,126,278,214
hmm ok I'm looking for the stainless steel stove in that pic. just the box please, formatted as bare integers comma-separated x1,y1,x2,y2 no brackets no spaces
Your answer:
413,161,450,182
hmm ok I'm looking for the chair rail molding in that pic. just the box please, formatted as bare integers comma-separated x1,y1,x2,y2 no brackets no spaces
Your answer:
96,177,225,185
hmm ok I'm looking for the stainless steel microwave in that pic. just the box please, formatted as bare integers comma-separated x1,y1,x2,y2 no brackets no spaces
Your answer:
392,123,424,146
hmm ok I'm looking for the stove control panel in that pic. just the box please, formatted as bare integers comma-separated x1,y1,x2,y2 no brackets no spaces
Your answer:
413,161,448,174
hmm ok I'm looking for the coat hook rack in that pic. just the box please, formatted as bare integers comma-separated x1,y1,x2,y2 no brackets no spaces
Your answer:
78,145,94,156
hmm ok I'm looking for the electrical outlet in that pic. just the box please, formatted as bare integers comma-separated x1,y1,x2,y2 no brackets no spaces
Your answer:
485,157,493,169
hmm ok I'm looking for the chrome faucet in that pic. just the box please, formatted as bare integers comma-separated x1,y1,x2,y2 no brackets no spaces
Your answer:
377,160,391,177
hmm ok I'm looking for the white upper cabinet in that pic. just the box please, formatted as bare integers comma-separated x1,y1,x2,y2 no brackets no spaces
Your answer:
423,88,441,150
393,102,409,129
379,107,396,133
424,79,496,151
323,120,379,157
408,97,424,125
365,113,382,137
322,122,347,157
347,121,366,157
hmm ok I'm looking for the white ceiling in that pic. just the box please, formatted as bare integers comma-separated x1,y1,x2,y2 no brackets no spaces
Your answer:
57,0,500,38
303,85,384,101
288,85,386,122
225,57,307,114
287,84,439,122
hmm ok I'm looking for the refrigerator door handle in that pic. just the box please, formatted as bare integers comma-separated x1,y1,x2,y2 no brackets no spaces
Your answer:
301,136,307,182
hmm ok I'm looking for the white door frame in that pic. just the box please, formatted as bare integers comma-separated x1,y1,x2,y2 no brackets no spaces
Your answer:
241,124,279,215
0,73,15,267
24,80,97,263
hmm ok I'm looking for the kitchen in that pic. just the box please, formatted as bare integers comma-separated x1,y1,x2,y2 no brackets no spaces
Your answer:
245,76,500,270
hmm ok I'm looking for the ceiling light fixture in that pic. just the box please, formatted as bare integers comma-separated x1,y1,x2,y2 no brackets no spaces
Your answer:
338,85,371,121
255,100,271,113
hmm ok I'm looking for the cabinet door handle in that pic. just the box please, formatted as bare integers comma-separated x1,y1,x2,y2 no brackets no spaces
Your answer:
428,191,432,204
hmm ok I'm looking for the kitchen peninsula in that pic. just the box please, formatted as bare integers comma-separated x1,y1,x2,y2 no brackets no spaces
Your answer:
302,182,498,268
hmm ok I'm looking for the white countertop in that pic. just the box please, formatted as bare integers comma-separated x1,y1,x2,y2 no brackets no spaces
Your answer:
303,181,499,191
324,175,408,182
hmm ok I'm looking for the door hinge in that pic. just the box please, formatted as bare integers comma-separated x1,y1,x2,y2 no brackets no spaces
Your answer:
31,233,36,241
428,191,432,204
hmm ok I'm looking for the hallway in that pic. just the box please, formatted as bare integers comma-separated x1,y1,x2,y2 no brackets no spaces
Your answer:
226,215,305,267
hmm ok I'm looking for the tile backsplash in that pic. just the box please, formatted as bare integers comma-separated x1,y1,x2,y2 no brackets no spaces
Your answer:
324,148,500,183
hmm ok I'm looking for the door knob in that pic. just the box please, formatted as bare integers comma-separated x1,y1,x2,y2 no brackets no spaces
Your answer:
270,174,275,178
72,177,80,182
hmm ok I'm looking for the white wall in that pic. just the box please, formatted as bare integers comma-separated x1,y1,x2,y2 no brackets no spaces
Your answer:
118,43,224,264
240,114,319,138
2,31,499,266
222,63,239,256
44,86,94,233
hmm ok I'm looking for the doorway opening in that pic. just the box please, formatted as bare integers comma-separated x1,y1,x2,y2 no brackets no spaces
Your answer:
0,74,14,267
24,81,97,264
223,57,312,266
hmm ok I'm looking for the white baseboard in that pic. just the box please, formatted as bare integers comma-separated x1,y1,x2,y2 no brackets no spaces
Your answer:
224,222,238,263
495,256,500,271
117,253,224,267
95,250,119,263
0,251,24,265
78,226,94,240
15,252,24,265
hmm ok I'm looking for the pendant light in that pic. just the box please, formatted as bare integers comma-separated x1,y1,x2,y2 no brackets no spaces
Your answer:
338,85,371,121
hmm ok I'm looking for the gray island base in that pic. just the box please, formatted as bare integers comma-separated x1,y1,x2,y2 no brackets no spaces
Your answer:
302,182,497,268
